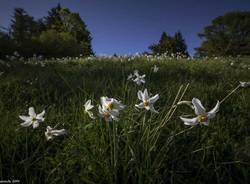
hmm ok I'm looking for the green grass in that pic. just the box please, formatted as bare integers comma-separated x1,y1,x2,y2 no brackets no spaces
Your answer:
0,57,250,183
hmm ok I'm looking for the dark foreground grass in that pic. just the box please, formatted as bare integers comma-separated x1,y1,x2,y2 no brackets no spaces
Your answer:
0,57,250,183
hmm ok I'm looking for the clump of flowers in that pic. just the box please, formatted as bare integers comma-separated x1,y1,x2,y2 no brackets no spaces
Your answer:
98,97,125,122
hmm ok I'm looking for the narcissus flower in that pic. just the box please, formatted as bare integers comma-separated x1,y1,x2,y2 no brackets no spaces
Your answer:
84,100,95,119
99,97,125,122
133,70,146,85
45,126,66,140
19,107,45,128
135,89,159,113
180,98,220,126
240,81,250,88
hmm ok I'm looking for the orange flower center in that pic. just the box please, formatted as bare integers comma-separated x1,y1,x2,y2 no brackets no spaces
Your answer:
198,115,208,123
144,101,150,107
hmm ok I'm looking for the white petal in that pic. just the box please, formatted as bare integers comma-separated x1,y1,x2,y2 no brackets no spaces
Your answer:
87,111,95,119
36,110,45,120
137,90,143,100
20,121,32,127
32,121,39,129
149,105,158,113
19,115,31,122
149,94,159,104
84,100,91,109
180,117,199,126
207,101,220,119
192,98,206,115
135,103,144,109
109,109,120,117
100,97,107,106
143,89,149,101
29,107,36,117
51,129,66,136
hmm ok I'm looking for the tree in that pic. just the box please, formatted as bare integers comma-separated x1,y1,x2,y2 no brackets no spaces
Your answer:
0,31,15,58
9,8,42,56
45,5,93,56
173,31,189,56
37,30,82,57
149,32,189,56
195,11,250,57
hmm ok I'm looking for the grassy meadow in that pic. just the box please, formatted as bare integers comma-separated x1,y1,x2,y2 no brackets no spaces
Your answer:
0,56,250,183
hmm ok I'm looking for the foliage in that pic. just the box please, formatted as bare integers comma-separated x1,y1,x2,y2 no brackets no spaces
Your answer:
36,30,82,57
196,11,250,57
149,31,189,57
0,57,250,183
0,5,93,58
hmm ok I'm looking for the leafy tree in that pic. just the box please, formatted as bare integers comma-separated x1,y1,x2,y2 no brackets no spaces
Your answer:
37,30,82,57
149,32,189,56
195,11,250,57
45,5,93,56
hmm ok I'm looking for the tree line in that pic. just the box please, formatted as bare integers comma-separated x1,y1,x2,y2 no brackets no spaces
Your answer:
0,4,93,58
0,5,250,59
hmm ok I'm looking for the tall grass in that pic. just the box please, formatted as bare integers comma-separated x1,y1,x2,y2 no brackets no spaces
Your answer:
0,57,249,183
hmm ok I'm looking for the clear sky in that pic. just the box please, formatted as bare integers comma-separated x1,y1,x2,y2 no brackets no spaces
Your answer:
0,0,250,56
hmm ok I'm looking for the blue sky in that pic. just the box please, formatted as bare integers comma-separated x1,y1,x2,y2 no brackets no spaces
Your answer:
1,0,250,56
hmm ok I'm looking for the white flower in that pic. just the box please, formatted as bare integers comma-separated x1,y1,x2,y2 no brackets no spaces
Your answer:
98,105,117,122
239,81,250,88
133,71,146,85
99,97,125,122
180,98,220,126
135,89,159,113
101,96,125,111
45,126,66,141
19,107,45,128
84,100,95,119
152,65,159,73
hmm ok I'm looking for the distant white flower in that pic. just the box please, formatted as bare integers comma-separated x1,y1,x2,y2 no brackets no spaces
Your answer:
135,89,159,113
84,100,95,119
19,107,45,128
180,98,220,126
152,65,159,73
239,81,250,88
45,126,66,141
99,97,125,122
133,71,146,85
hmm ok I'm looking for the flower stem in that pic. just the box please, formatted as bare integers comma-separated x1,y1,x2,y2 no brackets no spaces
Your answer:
220,84,241,104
